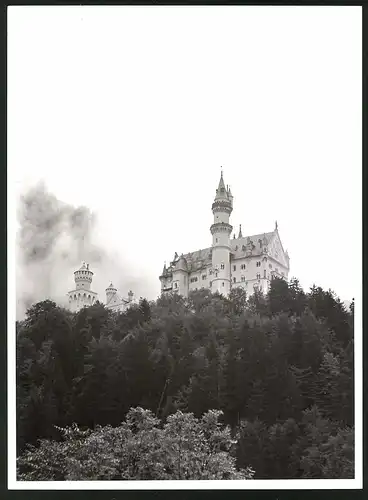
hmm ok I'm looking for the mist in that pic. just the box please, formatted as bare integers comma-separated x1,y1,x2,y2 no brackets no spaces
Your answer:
16,182,154,319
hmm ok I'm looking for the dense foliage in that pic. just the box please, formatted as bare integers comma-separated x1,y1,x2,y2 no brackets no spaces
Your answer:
18,408,254,480
16,278,354,480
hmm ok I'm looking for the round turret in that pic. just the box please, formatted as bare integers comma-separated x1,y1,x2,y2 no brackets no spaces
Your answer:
74,261,94,290
68,262,98,312
106,282,117,303
175,254,188,272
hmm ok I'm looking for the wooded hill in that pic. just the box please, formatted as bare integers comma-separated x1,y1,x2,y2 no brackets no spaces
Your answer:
16,277,354,480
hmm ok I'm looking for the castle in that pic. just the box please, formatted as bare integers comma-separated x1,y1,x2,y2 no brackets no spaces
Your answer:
159,172,290,298
67,261,136,313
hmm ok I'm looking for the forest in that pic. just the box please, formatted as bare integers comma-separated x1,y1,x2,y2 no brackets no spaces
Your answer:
16,277,354,480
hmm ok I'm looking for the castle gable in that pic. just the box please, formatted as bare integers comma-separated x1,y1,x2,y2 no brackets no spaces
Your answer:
268,231,289,269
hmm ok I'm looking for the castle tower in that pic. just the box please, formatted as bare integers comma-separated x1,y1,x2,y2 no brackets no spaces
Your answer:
105,282,117,304
67,262,98,312
172,254,189,297
210,171,233,296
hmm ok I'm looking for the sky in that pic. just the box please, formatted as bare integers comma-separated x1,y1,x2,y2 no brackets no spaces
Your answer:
8,5,362,312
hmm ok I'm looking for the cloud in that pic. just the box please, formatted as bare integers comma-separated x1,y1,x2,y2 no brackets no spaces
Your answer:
16,182,153,318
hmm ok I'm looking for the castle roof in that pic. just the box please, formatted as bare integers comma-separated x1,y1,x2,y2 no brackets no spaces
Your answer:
162,228,280,278
183,248,212,272
230,231,275,259
179,230,276,271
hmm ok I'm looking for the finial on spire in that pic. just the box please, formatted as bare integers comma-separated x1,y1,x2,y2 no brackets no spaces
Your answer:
238,224,243,238
275,220,278,230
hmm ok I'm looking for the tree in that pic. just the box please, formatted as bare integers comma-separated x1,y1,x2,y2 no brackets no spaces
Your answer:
17,408,255,481
16,277,354,479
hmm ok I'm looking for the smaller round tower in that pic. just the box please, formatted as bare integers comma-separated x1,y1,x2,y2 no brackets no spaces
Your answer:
67,262,98,312
106,282,117,304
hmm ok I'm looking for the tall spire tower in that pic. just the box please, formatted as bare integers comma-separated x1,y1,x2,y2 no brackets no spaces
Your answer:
210,170,233,296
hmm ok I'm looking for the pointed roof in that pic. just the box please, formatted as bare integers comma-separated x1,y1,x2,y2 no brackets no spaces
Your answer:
106,282,117,292
238,224,243,238
214,170,228,201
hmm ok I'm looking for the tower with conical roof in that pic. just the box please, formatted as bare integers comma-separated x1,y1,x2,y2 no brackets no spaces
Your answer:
105,282,117,304
210,170,233,296
172,253,189,297
67,262,98,312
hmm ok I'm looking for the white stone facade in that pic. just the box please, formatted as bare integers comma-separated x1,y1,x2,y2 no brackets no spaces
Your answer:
67,262,136,313
159,172,290,298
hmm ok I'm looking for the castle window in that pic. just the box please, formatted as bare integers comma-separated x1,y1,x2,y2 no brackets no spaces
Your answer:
257,273,261,280
209,270,212,275
256,261,261,267
241,264,246,270
209,281,212,287
175,282,178,288
216,238,218,243
233,277,236,283
222,282,224,287
241,276,245,282
221,263,224,270
202,275,206,280
233,265,236,271
264,270,266,278
235,245,238,251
